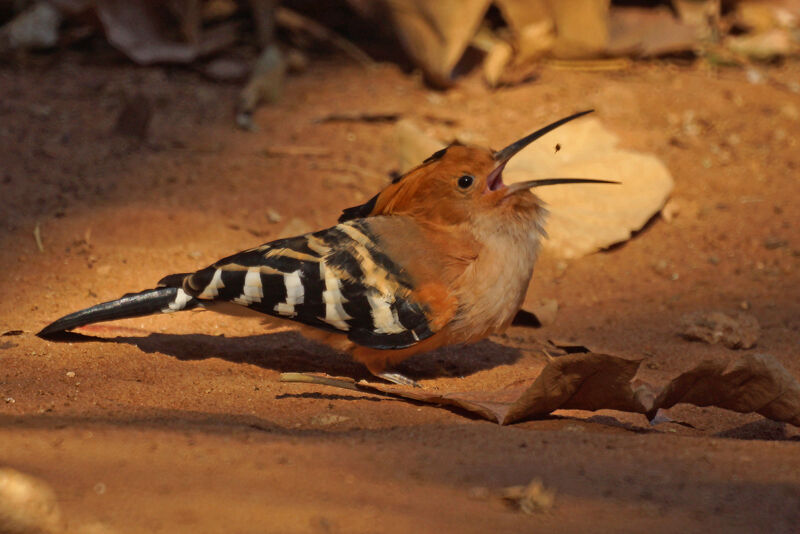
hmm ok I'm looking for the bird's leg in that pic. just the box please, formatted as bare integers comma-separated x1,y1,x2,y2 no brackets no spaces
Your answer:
376,371,421,388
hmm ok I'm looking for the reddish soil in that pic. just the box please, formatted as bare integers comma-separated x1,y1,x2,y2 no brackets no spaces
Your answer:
1,54,799,533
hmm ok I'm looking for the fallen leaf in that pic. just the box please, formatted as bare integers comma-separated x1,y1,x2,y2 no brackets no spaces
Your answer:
237,44,286,130
680,311,760,349
501,478,556,514
1,2,62,51
651,353,800,427
282,352,800,429
726,29,796,60
549,0,610,59
607,6,699,57
502,352,650,424
482,39,514,87
0,468,63,534
378,0,491,87
96,0,238,65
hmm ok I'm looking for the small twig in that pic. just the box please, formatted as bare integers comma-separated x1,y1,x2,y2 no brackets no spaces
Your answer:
262,145,332,157
542,58,632,71
280,372,361,391
33,223,44,252
275,7,375,68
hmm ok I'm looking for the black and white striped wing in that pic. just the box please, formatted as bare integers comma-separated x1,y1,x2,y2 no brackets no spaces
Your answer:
180,220,436,350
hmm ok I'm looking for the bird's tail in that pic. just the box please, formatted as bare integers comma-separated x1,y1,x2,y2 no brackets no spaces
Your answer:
37,286,200,337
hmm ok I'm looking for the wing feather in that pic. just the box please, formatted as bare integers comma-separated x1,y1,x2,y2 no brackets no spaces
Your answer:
182,222,435,349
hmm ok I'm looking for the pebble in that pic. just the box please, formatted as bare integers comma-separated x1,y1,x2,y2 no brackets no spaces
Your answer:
66,371,76,378
266,208,282,224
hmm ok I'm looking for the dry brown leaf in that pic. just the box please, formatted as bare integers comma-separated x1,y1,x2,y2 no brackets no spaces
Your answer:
380,0,491,87
607,7,699,57
549,0,610,59
502,353,650,424
96,0,238,65
500,478,556,514
283,352,800,429
651,353,800,426
0,468,63,534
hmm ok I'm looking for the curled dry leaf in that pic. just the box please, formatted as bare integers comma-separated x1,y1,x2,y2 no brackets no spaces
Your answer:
502,352,651,424
379,0,491,87
283,352,800,429
650,353,800,426
96,0,238,65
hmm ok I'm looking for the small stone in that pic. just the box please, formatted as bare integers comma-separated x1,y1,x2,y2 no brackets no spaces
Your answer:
746,68,765,84
4,397,14,404
266,208,282,224
708,255,721,265
740,300,751,310
65,371,75,378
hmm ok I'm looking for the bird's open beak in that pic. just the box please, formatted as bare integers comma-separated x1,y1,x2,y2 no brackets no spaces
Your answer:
485,109,618,194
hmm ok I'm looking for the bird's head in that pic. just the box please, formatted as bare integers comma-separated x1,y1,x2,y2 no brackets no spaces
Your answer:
339,110,616,227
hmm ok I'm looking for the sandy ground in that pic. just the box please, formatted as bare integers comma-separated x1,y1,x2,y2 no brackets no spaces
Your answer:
1,53,799,533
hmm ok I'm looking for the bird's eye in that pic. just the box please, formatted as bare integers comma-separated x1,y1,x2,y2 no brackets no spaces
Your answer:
457,174,474,189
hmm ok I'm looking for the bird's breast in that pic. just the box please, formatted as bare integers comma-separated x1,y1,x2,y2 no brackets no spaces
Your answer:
448,210,545,343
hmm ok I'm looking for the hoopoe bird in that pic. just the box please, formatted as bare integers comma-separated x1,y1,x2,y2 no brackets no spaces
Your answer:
38,110,614,386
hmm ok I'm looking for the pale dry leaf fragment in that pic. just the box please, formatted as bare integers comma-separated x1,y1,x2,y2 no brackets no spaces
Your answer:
483,39,514,87
97,0,240,65
680,311,760,349
237,44,286,130
726,29,795,60
381,0,491,87
0,468,63,534
549,0,611,59
501,478,556,514
651,353,800,427
2,2,62,51
494,0,555,61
